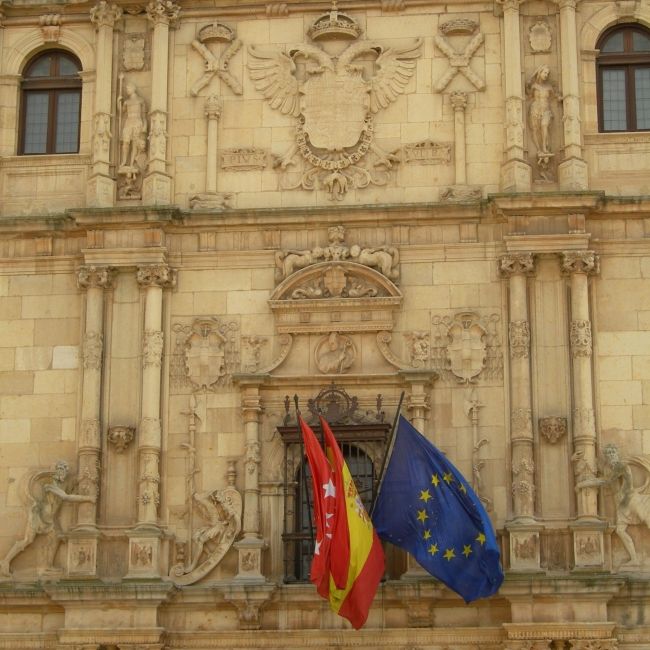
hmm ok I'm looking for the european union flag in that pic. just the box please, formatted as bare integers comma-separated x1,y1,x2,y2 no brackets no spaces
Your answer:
372,416,503,602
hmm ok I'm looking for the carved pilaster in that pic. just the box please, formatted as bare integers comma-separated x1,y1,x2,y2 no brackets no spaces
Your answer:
136,264,177,288
90,0,122,28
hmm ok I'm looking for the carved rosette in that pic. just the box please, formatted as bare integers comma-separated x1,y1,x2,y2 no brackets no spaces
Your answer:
143,330,164,368
145,0,180,26
570,319,592,357
509,320,530,358
561,251,600,276
539,416,567,443
90,0,123,28
77,265,116,290
498,252,536,277
136,264,177,288
108,425,136,452
83,331,104,370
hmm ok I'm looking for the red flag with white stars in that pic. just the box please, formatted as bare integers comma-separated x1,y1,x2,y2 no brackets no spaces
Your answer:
298,415,336,598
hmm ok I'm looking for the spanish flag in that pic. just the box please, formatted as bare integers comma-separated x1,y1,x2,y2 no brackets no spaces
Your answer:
320,417,385,629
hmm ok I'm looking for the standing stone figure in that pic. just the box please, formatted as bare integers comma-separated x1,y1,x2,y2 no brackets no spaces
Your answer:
0,461,95,576
120,82,148,169
577,444,650,565
526,64,557,179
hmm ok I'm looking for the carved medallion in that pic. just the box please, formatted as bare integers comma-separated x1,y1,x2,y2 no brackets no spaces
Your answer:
315,332,356,374
528,20,552,53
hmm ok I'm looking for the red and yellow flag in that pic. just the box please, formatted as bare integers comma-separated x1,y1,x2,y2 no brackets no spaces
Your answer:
320,416,385,629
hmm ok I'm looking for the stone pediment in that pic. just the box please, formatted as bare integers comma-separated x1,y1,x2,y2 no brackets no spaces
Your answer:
268,261,402,334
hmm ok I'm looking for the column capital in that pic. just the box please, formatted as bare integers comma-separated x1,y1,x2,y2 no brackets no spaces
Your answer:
498,252,536,278
556,0,579,10
496,0,523,12
90,0,122,28
146,0,180,27
77,265,116,289
449,90,468,111
561,250,600,276
205,94,223,120
136,264,177,288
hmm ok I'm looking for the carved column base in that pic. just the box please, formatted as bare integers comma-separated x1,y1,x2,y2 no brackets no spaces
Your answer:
66,533,99,579
507,522,543,572
500,159,532,193
571,520,608,571
222,583,276,630
558,157,588,191
126,528,162,579
233,537,267,583
142,172,172,206
86,174,116,208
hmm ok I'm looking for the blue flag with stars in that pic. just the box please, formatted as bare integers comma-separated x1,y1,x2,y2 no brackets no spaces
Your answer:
372,416,503,602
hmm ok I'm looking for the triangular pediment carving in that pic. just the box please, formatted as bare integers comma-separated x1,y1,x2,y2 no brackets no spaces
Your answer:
269,261,402,334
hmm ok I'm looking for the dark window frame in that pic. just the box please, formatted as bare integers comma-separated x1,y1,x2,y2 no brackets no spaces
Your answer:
596,24,650,132
19,50,82,155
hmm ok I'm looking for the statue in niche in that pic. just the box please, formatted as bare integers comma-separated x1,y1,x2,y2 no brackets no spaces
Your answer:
0,461,95,576
526,64,558,181
117,80,148,199
577,444,650,566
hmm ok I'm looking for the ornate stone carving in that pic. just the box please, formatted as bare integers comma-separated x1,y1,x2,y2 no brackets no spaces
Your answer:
561,251,600,276
190,192,233,211
498,252,536,277
512,458,535,514
242,336,268,372
169,467,242,585
464,388,491,510
404,331,430,368
148,109,168,162
512,408,533,436
82,331,103,370
571,448,597,486
577,444,650,566
0,461,95,577
131,542,153,566
569,640,618,650
136,264,177,288
123,32,147,71
274,225,399,284
117,79,148,199
315,332,356,374
513,533,537,560
191,24,242,97
505,96,524,150
77,265,116,289
80,418,101,447
92,111,112,164
526,65,559,181
245,441,261,475
107,425,135,452
397,140,452,165
439,185,482,202
433,20,485,91
143,330,164,368
90,1,122,28
170,318,240,390
570,320,592,357
430,312,502,381
40,14,61,42
221,147,267,171
145,0,179,26
509,320,530,358
539,416,567,443
529,20,552,52
248,15,421,199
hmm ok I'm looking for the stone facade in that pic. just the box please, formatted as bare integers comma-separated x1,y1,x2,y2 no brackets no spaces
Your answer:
0,0,649,648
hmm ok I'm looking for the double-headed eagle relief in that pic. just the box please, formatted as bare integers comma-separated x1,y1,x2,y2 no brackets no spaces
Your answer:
248,2,421,199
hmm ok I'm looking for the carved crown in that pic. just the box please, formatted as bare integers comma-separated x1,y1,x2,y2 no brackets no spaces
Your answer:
198,22,235,43
308,0,361,41
439,18,478,35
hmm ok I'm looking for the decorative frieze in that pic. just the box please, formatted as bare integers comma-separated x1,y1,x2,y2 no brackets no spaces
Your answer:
570,320,592,357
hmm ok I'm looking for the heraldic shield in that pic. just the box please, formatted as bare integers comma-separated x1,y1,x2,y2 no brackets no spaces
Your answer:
185,320,227,390
447,313,487,383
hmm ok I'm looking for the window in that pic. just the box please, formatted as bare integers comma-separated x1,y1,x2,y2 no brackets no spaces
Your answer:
19,50,82,154
278,386,391,582
597,24,650,132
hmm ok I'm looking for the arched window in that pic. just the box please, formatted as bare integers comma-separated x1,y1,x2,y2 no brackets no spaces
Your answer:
19,50,82,154
597,24,650,132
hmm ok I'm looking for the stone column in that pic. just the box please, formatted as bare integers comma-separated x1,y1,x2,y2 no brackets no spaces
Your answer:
142,0,179,205
87,1,122,207
128,264,176,578
450,91,467,185
499,253,541,571
557,0,588,190
562,251,606,568
68,265,114,578
498,0,531,192
233,376,267,583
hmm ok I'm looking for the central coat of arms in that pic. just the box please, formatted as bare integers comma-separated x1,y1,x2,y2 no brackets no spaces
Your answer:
248,2,421,199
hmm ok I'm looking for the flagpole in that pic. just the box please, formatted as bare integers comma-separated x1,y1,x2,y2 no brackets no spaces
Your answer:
369,390,405,517
294,394,315,551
